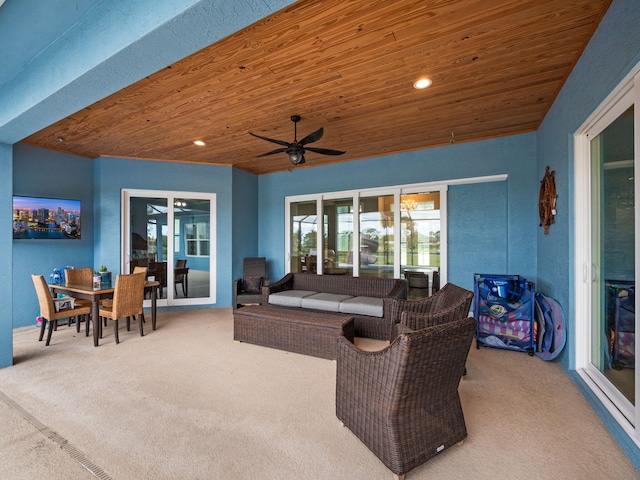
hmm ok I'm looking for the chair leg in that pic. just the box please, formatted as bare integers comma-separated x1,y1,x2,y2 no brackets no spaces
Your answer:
114,319,119,344
126,316,131,331
138,314,144,337
45,319,54,346
38,318,46,341
85,315,91,337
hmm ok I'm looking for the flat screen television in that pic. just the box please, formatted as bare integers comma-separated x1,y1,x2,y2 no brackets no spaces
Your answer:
13,195,81,240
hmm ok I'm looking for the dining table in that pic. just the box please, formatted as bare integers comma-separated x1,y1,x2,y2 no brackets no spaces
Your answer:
49,281,159,347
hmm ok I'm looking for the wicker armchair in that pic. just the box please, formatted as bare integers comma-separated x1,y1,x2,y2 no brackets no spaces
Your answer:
99,273,146,344
336,316,477,480
233,257,267,310
32,274,92,346
388,283,473,338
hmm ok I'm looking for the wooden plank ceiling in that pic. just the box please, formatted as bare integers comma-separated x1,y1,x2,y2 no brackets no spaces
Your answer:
22,0,611,175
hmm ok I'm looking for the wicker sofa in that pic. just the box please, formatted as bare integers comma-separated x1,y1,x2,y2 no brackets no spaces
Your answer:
261,273,408,340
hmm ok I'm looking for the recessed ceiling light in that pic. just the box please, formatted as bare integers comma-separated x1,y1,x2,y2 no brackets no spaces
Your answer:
193,140,206,146
413,78,432,89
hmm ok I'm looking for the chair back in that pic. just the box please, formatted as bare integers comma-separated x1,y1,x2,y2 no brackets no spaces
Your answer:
111,273,146,318
243,257,266,278
133,266,148,275
175,259,187,281
32,274,57,319
65,267,94,287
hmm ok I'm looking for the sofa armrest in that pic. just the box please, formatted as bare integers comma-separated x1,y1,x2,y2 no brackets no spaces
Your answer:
261,272,294,304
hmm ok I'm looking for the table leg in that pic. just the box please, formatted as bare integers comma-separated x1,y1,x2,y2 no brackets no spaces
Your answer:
151,286,157,330
92,299,100,347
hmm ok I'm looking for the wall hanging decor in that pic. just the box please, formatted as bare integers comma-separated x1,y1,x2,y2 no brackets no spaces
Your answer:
539,165,557,234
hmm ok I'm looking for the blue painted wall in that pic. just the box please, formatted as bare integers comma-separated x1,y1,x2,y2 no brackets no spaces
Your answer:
258,132,538,288
93,156,233,306
0,142,13,367
232,168,260,281
12,144,95,329
536,0,640,467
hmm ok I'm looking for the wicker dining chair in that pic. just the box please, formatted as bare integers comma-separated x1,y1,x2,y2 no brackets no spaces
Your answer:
32,274,92,346
99,272,146,344
336,316,477,480
64,267,94,333
232,257,267,310
174,259,188,296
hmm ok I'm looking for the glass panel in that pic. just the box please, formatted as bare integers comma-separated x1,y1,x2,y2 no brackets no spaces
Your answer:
129,197,168,296
358,195,394,279
175,198,210,299
323,198,355,277
591,105,635,405
401,192,441,297
290,200,317,273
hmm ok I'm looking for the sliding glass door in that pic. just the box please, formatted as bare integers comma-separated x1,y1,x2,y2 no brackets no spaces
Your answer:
123,189,216,306
575,63,639,440
286,184,446,292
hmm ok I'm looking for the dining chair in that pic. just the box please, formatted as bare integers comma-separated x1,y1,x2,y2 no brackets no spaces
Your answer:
99,272,146,344
174,259,188,296
32,274,92,346
63,267,95,333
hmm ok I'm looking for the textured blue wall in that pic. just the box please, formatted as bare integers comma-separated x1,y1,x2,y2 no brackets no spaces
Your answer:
94,156,233,306
536,0,640,467
12,144,95,329
0,142,13,367
258,133,537,286
232,168,260,281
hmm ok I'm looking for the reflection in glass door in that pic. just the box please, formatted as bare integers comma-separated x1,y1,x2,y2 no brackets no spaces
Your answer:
359,194,394,279
401,192,441,295
590,106,635,407
124,190,216,306
289,200,317,273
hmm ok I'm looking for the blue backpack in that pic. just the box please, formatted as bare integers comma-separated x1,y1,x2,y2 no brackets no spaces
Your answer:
534,293,566,361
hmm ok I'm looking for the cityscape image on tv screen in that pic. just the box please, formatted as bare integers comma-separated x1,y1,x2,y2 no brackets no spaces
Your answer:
13,196,81,240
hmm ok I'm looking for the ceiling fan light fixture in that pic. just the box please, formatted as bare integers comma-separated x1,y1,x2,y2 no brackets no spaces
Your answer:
413,78,432,89
287,147,305,165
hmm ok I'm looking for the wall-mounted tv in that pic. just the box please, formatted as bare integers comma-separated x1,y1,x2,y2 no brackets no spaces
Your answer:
13,195,81,240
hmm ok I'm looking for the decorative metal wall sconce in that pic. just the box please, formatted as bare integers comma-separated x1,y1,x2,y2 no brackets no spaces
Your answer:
539,165,557,234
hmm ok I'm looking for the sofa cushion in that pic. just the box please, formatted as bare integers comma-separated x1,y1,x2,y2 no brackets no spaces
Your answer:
269,290,318,307
339,296,384,317
301,292,354,312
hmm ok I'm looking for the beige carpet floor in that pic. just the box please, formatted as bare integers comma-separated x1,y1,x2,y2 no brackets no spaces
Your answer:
0,307,638,480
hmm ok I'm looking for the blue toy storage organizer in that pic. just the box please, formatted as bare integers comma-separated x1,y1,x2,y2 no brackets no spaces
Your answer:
474,273,536,356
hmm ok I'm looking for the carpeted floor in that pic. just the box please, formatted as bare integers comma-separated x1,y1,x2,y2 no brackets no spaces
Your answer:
0,307,638,480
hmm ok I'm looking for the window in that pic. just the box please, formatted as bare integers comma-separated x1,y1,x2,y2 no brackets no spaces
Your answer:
186,221,210,257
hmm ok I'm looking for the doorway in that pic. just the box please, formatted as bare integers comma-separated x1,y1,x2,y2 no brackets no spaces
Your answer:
122,189,216,306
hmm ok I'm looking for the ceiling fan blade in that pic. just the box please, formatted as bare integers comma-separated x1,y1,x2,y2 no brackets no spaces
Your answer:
256,148,287,157
299,127,324,145
249,131,291,147
305,146,346,156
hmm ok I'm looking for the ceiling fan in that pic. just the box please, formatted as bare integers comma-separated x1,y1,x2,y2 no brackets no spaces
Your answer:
249,115,345,166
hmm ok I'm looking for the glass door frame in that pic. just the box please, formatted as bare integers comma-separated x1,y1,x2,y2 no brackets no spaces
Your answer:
284,182,448,284
121,189,216,307
574,62,640,443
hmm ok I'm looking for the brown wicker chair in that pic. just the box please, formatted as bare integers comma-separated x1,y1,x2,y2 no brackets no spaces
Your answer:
336,316,477,480
233,257,267,310
174,259,188,296
388,282,474,338
99,273,146,344
64,267,94,333
32,274,92,346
